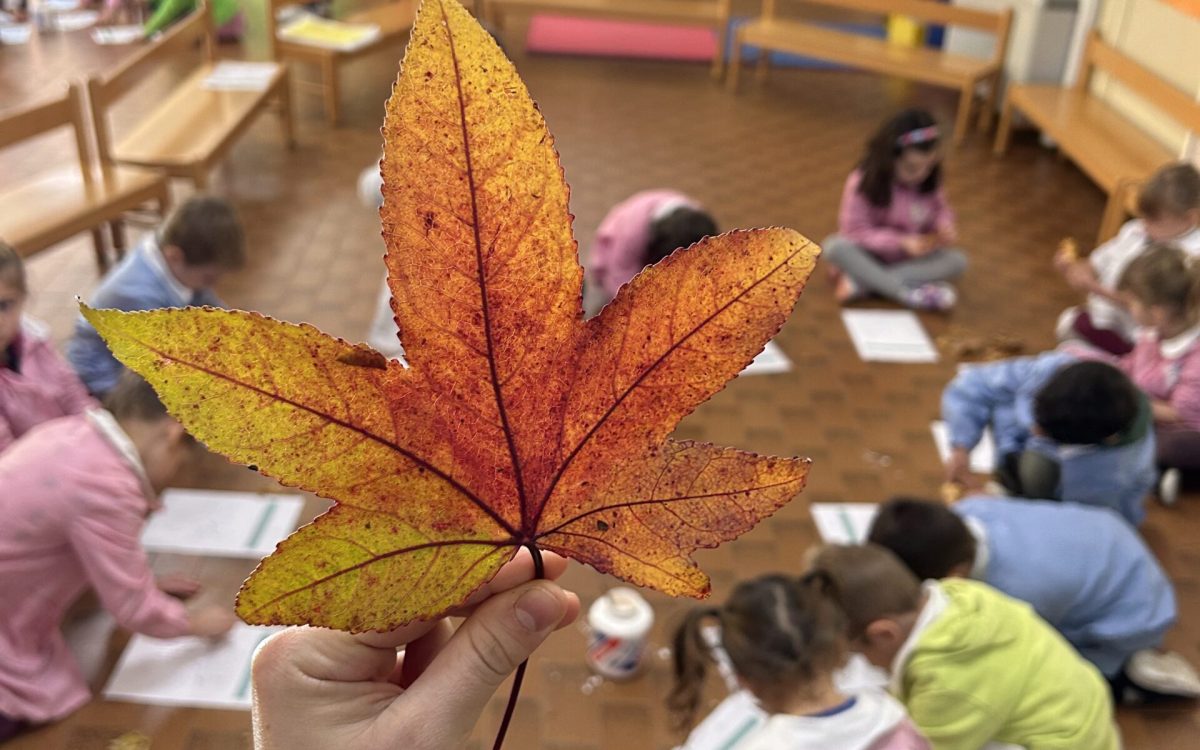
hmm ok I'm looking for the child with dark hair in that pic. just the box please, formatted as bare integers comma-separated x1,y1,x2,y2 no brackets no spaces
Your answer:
809,544,1120,750
69,196,245,396
868,497,1199,702
0,372,233,740
1113,244,1200,501
0,242,95,453
942,354,1155,525
671,573,928,749
587,190,717,305
1056,162,1200,355
824,109,967,312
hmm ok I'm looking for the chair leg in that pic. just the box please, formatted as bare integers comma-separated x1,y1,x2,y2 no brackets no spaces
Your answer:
278,74,296,149
90,227,109,273
754,45,771,85
1097,191,1128,245
978,74,1001,135
710,21,727,81
952,82,973,146
993,95,1015,155
727,31,743,92
110,220,127,261
192,166,209,192
322,56,341,127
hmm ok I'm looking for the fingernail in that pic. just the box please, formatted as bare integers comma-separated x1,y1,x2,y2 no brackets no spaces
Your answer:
514,586,561,633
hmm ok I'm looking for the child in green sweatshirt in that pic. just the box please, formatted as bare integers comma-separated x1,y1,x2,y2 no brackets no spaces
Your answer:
809,543,1120,750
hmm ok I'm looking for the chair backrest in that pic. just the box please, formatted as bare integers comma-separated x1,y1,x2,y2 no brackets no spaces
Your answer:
86,5,214,164
0,83,92,179
1076,30,1200,135
765,0,1011,46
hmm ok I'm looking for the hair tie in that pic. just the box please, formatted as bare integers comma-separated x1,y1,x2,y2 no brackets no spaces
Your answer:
896,125,940,148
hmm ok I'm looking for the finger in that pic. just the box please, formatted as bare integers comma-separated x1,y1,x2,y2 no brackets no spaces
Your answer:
255,627,402,687
390,581,573,744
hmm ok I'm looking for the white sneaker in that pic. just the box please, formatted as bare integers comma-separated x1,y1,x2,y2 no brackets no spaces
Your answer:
905,282,957,312
1127,650,1200,698
1159,468,1181,507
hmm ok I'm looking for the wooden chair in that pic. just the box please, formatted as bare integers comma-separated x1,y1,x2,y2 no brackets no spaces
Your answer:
87,5,294,190
481,0,733,79
995,31,1200,243
730,0,1013,144
265,0,417,126
0,83,170,272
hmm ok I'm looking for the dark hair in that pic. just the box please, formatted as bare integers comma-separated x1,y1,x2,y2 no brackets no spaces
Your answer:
104,370,169,422
0,241,26,295
160,196,245,269
867,498,976,580
807,544,922,638
1034,361,1139,445
857,108,942,208
668,573,846,730
1137,162,1200,220
1118,243,1200,323
645,207,717,266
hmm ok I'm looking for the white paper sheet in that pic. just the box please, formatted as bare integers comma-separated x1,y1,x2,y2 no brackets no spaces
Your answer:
741,340,791,376
52,9,98,30
104,623,281,710
201,61,281,91
840,309,938,363
930,421,996,474
91,24,143,44
810,503,879,545
0,24,31,44
141,489,304,558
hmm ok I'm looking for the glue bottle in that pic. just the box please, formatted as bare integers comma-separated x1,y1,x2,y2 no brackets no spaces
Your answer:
585,587,654,681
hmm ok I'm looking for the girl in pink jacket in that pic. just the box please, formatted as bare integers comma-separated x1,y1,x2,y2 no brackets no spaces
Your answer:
825,109,967,313
1116,244,1200,495
0,243,96,453
671,573,929,750
0,374,234,740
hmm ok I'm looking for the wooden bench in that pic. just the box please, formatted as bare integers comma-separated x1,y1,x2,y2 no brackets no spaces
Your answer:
87,6,294,190
995,31,1200,243
481,0,733,79
730,0,1013,144
0,83,170,272
265,0,417,126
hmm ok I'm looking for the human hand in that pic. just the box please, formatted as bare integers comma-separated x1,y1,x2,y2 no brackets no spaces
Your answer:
902,234,936,257
188,605,236,638
935,223,958,247
158,573,203,599
945,447,973,486
250,548,580,750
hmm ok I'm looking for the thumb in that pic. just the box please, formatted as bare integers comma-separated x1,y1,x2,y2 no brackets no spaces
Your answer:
393,580,570,744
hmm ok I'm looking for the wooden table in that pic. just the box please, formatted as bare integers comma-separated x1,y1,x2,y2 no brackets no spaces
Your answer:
7,449,330,750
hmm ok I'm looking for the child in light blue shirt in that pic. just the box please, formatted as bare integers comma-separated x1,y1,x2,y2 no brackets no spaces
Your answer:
68,197,244,396
869,496,1200,701
941,353,1155,525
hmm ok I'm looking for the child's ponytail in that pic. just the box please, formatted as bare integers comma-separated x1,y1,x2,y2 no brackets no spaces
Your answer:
668,607,720,731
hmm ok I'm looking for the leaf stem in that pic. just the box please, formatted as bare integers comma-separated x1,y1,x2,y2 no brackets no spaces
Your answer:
491,543,544,750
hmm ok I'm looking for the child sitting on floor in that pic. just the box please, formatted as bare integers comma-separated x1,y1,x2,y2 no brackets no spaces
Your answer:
942,355,1155,525
809,544,1120,750
1114,244,1200,501
824,109,967,312
0,242,95,452
671,573,929,750
1055,162,1200,355
69,196,244,397
586,190,717,310
0,373,234,741
868,496,1200,702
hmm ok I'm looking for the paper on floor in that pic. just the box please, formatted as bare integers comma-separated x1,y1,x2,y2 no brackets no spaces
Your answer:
840,309,938,363
930,421,996,474
91,24,143,44
0,24,31,44
104,622,281,710
741,339,791,375
201,61,281,91
141,489,303,558
810,503,879,545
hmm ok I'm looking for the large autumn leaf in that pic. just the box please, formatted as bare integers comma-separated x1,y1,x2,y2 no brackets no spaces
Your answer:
81,0,819,632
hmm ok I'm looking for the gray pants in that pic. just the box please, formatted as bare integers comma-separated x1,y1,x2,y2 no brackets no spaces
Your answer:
823,234,968,303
